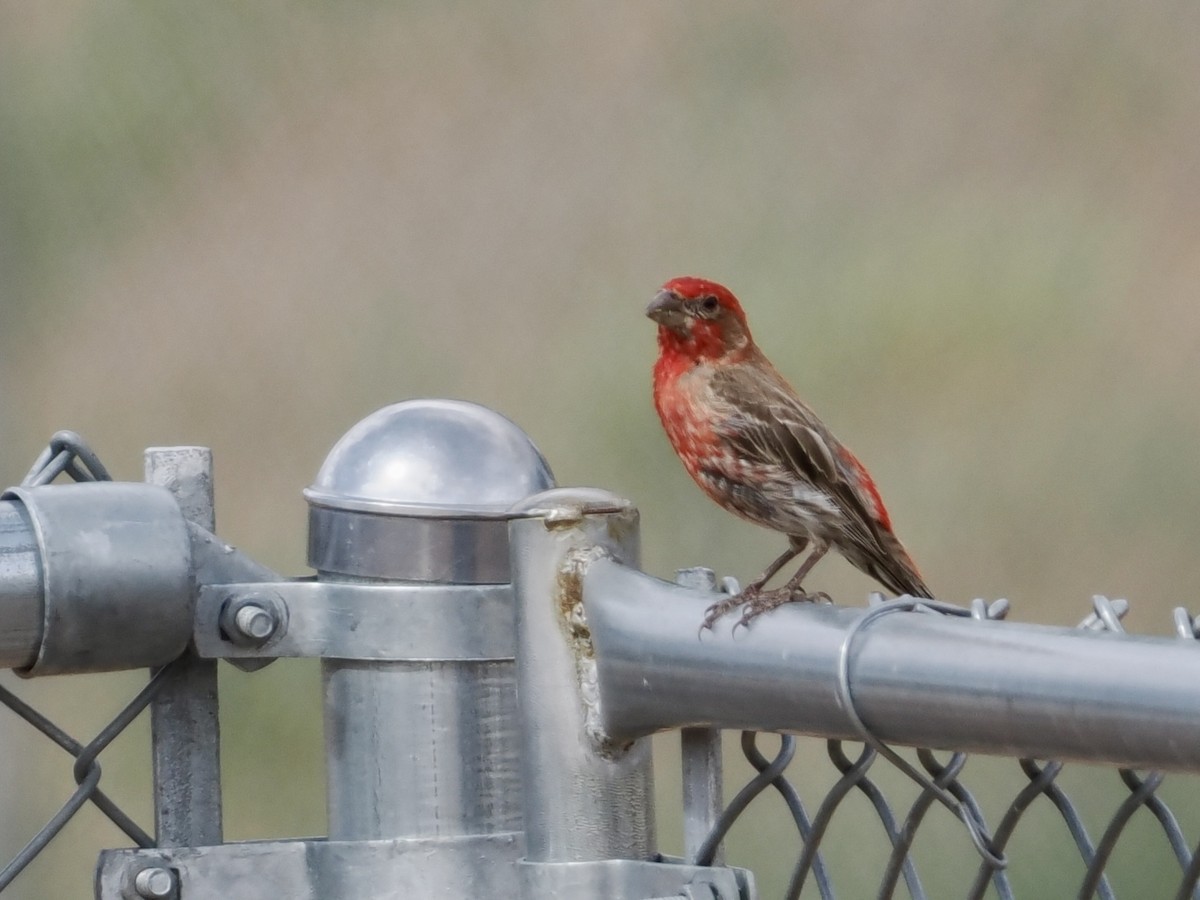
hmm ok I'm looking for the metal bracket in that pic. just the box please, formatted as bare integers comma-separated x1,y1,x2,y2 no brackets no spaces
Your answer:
96,833,524,899
194,580,516,662
518,857,754,900
96,839,752,900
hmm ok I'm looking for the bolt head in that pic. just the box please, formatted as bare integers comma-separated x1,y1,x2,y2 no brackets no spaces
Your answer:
133,866,175,899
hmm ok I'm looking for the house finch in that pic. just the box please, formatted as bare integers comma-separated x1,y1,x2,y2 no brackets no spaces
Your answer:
647,276,931,629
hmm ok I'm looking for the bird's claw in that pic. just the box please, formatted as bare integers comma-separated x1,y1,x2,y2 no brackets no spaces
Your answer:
732,587,793,632
703,586,827,635
699,593,746,634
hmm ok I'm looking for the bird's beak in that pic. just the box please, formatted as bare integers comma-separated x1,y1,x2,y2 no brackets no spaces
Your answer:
646,290,687,331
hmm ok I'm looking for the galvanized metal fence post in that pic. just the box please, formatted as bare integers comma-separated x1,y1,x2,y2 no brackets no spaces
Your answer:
674,568,725,868
508,489,751,899
305,400,555,893
509,488,654,861
145,447,223,848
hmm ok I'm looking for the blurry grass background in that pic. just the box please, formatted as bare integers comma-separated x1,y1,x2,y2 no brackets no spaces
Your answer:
2,1,1200,897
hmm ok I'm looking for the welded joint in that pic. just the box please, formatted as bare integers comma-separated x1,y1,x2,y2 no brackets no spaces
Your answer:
556,544,632,758
511,487,642,758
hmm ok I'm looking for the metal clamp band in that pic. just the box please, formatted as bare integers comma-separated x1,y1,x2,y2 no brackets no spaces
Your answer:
194,580,516,661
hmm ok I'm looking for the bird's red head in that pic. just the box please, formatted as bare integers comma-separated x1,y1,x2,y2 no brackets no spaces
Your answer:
646,276,752,363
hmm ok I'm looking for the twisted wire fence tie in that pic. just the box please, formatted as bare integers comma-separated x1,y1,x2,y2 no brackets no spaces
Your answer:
835,596,1008,871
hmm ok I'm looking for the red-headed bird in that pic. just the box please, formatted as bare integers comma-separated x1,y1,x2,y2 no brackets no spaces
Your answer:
647,276,931,629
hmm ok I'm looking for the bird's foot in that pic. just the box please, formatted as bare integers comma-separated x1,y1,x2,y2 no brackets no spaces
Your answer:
701,585,828,634
733,586,827,631
700,591,750,634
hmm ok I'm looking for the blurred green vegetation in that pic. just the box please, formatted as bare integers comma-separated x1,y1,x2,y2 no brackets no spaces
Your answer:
2,2,1200,897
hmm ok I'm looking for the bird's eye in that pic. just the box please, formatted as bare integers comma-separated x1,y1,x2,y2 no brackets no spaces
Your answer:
700,296,720,315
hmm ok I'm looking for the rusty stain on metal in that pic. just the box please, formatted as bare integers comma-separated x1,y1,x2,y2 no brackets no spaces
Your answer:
556,544,632,758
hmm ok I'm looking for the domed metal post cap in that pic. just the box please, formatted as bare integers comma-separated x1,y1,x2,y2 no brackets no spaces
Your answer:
305,399,555,583
310,400,555,860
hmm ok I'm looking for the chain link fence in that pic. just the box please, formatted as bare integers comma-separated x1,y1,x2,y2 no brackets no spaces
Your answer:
4,419,1200,898
688,591,1200,899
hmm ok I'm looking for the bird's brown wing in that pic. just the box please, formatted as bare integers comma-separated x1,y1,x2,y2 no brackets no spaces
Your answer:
705,357,897,564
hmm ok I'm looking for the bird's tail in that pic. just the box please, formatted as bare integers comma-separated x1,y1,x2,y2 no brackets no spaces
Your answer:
855,533,932,599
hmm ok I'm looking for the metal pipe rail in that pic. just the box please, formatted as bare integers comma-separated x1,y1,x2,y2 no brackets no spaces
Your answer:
0,501,41,670
583,555,1200,773
0,486,278,677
